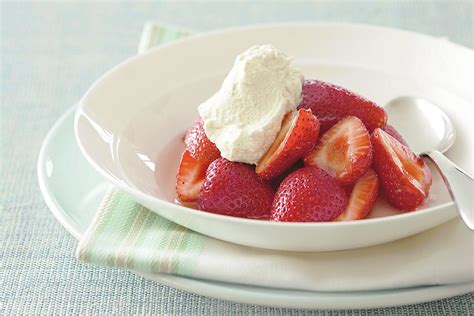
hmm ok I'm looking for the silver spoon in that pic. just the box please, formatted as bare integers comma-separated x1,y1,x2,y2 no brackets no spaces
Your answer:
385,96,473,230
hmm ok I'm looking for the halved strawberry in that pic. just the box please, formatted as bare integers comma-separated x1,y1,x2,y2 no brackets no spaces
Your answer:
198,158,275,219
383,124,409,147
371,128,432,211
303,116,372,185
184,118,220,164
334,169,379,221
256,109,320,180
271,166,348,222
177,118,221,202
176,150,209,202
298,80,387,132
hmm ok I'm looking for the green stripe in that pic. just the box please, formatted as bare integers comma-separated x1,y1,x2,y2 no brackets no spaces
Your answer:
160,223,187,273
175,228,204,275
76,187,122,261
145,25,190,49
129,213,175,272
152,26,164,47
88,193,144,265
114,206,152,267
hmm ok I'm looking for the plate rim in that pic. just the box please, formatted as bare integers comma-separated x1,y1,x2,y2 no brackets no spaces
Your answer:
38,105,83,239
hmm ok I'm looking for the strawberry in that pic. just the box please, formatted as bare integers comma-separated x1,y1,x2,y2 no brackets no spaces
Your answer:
175,150,209,202
177,118,221,202
371,128,432,211
271,167,348,222
298,80,387,132
303,116,372,185
383,124,409,147
198,158,275,219
334,169,379,221
270,160,304,190
184,118,220,163
256,109,320,180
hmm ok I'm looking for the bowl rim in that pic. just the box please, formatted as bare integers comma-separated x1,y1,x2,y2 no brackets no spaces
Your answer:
75,21,461,228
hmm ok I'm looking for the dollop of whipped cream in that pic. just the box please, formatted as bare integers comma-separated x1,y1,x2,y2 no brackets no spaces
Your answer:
198,45,304,164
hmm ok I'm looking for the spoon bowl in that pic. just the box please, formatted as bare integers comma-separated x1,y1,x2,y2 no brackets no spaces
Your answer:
385,97,456,155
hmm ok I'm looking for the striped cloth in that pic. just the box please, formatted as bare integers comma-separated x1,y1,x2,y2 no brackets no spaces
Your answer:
75,23,474,297
77,187,204,276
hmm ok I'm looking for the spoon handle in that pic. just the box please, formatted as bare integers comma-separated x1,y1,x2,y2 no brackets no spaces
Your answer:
427,150,474,230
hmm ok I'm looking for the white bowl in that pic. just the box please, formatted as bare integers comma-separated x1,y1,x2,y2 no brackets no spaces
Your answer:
75,23,472,252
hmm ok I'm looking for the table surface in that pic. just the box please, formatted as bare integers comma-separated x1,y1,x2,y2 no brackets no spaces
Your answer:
1,1,473,314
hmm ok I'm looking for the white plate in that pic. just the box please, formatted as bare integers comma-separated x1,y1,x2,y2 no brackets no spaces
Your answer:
74,23,473,252
38,106,474,309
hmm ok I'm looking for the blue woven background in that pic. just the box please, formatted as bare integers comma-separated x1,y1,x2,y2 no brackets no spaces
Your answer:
1,1,472,314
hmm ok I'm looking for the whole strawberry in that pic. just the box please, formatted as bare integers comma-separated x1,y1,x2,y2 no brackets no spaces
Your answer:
270,159,304,191
185,118,220,163
298,80,387,132
198,158,275,219
271,167,348,222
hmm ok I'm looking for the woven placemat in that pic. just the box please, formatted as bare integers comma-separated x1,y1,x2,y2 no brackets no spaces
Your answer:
1,2,472,314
